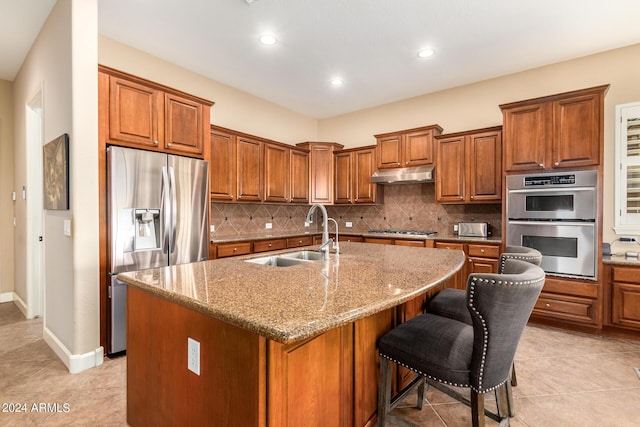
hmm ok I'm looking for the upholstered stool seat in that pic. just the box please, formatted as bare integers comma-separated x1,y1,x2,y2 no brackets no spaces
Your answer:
377,259,545,427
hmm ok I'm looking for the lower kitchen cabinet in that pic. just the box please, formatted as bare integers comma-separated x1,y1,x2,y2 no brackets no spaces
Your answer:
434,241,501,290
253,238,287,253
287,236,314,248
339,235,364,243
605,264,640,331
531,276,600,328
215,242,252,259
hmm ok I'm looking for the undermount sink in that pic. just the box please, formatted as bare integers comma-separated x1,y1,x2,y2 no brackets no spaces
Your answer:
279,250,325,261
245,250,324,267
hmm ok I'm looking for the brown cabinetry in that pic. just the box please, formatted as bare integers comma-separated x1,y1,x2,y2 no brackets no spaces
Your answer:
531,276,600,327
99,65,211,158
286,236,314,248
216,242,252,258
334,146,381,204
253,239,288,253
500,85,608,172
208,125,309,203
605,264,640,331
435,126,502,203
434,241,501,290
296,142,344,204
375,125,442,169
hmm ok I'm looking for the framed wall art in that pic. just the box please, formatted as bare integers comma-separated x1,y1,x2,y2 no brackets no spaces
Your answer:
43,133,69,210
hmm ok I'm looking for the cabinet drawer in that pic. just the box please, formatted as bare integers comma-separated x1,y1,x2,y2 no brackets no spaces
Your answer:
339,235,364,243
216,242,252,258
253,239,287,253
467,244,500,259
394,239,425,247
533,293,597,324
612,266,640,285
434,242,464,251
364,237,393,245
287,236,313,248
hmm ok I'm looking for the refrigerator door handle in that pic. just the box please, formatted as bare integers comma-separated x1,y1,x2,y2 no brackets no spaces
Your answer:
161,166,171,254
169,166,178,254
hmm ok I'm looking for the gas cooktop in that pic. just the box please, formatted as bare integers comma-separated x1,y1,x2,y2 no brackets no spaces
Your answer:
368,229,438,236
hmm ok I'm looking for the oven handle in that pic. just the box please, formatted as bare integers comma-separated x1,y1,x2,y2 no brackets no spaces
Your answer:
507,187,595,194
507,220,595,227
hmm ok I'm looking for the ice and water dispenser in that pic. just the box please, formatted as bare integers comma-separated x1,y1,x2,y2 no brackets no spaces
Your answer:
133,209,161,251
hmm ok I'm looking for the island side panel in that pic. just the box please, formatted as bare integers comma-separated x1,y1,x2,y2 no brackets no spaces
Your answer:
267,324,354,427
127,287,266,427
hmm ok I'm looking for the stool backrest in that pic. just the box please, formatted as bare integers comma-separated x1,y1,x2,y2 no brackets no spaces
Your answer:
498,245,542,274
466,258,545,392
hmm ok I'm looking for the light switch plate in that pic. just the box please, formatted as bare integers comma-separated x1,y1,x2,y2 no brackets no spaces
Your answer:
63,220,71,237
188,337,200,375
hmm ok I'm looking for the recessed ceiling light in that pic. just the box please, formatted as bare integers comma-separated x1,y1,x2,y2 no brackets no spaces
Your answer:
259,34,278,46
417,48,435,58
330,79,344,87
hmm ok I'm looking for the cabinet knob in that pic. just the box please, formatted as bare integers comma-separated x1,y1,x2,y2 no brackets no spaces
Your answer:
480,249,485,253
167,143,172,147
539,163,544,168
233,247,238,252
299,240,303,243
468,259,472,263
554,162,559,166
470,196,474,200
545,303,551,308
405,161,408,165
154,140,158,146
397,162,400,165
268,243,272,247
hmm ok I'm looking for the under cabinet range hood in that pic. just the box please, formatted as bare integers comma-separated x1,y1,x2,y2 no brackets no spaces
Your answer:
371,165,435,184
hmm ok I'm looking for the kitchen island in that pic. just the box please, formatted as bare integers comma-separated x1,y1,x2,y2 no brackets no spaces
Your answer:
118,242,465,426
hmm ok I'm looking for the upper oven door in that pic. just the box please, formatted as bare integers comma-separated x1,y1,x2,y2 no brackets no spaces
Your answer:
507,187,596,220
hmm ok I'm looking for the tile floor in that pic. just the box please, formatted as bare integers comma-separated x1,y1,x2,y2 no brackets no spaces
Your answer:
1,301,639,426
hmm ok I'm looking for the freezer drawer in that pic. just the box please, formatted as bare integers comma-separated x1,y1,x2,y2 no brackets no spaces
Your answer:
109,276,127,354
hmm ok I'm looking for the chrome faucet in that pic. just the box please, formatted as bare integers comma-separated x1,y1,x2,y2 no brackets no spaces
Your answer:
306,203,332,260
328,217,339,255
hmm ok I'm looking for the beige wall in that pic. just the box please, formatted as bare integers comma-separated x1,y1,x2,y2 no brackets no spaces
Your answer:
318,43,640,249
13,0,100,363
98,36,318,145
0,79,14,298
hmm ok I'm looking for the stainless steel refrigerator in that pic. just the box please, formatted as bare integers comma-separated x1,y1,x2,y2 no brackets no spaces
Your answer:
107,146,209,354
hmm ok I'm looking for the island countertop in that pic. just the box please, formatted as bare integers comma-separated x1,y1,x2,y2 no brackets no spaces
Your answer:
118,242,465,344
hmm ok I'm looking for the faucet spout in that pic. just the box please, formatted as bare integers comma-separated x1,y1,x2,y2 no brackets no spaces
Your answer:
328,217,339,255
306,203,331,259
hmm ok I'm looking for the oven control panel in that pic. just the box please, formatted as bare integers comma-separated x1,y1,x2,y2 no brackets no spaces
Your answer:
524,174,575,186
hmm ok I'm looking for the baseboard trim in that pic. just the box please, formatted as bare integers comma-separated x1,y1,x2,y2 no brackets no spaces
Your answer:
0,292,15,303
43,326,104,374
12,293,28,317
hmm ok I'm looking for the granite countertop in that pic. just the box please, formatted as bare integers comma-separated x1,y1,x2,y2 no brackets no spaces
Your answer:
212,230,503,244
118,242,465,344
603,254,640,266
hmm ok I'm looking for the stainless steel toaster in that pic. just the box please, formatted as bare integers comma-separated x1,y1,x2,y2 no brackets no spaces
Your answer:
457,222,488,237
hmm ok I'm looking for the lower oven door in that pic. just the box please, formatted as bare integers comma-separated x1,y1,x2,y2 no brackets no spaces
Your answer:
506,220,596,280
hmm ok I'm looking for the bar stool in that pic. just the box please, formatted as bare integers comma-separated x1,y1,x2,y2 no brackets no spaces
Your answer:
377,259,545,426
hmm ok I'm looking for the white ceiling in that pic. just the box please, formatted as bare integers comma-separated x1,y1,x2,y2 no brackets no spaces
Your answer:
4,1,640,119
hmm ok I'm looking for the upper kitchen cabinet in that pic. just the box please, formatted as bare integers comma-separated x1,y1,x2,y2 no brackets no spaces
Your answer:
296,142,344,204
208,128,236,201
334,146,382,204
99,65,212,158
435,126,502,203
500,85,608,172
263,142,290,203
236,136,263,202
289,148,310,203
375,125,443,169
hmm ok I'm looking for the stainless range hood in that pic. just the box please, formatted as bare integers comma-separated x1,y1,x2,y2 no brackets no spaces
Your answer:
371,165,435,184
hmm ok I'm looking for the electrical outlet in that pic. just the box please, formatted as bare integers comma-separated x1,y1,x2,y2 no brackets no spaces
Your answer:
345,222,353,228
210,225,215,233
188,337,200,375
304,221,310,227
266,222,273,229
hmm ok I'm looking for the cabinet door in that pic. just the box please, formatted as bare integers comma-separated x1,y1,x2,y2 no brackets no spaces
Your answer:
503,103,549,171
468,258,499,274
309,144,334,204
468,130,502,202
290,149,309,203
404,129,435,167
164,93,204,156
334,152,352,204
376,135,402,169
552,93,601,168
353,148,377,204
209,130,236,201
109,76,163,149
236,137,262,202
263,143,290,203
434,242,467,289
436,136,466,202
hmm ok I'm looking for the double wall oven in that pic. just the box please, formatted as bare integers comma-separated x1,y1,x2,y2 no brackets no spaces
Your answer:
506,170,598,280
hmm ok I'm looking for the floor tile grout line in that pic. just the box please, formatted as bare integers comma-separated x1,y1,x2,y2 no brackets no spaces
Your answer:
511,386,640,400
515,349,640,361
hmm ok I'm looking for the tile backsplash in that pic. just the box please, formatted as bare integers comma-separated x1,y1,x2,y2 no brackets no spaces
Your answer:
211,183,501,238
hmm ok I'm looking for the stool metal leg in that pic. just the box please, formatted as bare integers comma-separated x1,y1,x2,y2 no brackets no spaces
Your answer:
510,362,518,386
416,378,426,410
